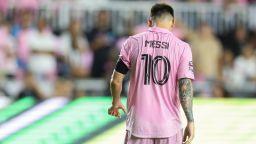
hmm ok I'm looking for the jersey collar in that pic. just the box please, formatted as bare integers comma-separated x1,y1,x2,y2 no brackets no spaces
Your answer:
148,26,172,34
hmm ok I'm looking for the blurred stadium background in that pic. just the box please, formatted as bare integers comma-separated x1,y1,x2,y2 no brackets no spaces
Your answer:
0,0,256,144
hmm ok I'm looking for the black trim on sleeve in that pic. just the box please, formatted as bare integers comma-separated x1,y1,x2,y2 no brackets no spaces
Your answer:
115,58,129,74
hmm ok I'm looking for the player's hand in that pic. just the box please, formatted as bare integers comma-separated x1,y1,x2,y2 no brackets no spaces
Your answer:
183,122,195,144
108,101,127,118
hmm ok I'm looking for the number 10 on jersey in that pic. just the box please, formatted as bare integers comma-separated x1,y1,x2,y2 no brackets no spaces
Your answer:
141,54,170,85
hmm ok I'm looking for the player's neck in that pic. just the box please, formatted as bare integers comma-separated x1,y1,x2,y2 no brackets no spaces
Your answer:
155,23,172,31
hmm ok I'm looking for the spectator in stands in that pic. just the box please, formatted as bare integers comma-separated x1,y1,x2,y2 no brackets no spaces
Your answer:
222,50,235,83
233,44,256,85
12,9,34,37
15,10,35,70
221,25,247,57
17,71,46,101
221,49,240,96
248,31,256,50
0,20,14,104
87,10,115,78
60,19,93,79
189,22,223,97
0,21,18,78
27,17,57,97
60,19,94,98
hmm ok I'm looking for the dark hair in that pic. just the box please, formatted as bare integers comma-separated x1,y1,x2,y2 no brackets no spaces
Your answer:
150,3,174,19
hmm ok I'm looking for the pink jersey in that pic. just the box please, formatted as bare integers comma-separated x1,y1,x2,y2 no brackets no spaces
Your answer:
119,27,194,138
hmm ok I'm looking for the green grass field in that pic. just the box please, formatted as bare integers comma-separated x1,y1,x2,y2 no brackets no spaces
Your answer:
86,98,256,144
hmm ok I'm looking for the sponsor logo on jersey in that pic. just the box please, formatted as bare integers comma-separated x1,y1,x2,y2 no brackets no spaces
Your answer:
189,61,194,73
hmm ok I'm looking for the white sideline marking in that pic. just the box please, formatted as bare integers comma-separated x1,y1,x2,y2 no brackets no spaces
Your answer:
0,97,69,140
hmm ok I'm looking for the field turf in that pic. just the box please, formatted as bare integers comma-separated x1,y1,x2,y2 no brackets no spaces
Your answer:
86,98,256,144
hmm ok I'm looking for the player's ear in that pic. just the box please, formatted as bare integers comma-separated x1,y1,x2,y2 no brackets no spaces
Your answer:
170,19,175,28
147,18,153,27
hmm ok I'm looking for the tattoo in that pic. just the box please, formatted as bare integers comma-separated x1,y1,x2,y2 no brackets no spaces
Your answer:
179,78,194,122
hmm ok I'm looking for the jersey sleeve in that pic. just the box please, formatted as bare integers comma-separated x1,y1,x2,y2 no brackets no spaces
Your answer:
177,44,195,80
119,38,131,69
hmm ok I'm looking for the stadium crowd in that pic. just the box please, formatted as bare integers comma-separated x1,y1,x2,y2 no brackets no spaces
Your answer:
0,0,255,107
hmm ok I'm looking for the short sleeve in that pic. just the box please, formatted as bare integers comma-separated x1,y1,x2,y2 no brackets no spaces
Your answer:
119,38,131,69
177,44,195,80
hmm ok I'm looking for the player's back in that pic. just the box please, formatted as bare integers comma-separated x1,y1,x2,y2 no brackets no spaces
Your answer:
120,27,194,138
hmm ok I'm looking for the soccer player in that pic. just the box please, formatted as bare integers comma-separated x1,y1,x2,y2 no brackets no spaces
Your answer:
108,3,195,144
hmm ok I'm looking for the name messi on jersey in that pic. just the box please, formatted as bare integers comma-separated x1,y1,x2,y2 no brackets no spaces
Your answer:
145,40,169,49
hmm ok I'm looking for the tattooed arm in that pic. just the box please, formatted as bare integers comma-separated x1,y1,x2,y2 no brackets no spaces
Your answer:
179,78,194,122
179,78,195,144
